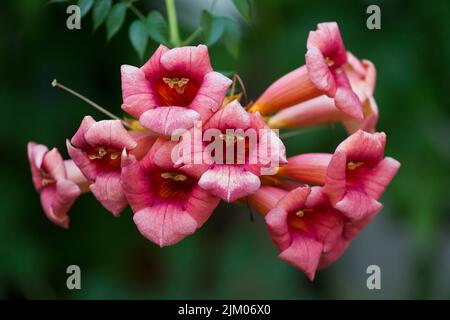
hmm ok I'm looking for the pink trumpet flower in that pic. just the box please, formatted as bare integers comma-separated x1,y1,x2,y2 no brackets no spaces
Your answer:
120,138,220,247
175,100,287,202
250,22,363,120
280,130,400,220
249,185,347,280
66,116,155,216
319,209,379,269
27,142,89,228
121,44,232,136
269,52,378,133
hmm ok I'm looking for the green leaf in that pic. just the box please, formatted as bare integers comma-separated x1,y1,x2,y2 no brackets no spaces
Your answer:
201,10,225,46
232,0,252,23
145,11,169,45
129,20,148,59
106,3,127,40
78,0,94,17
222,17,241,59
92,0,112,31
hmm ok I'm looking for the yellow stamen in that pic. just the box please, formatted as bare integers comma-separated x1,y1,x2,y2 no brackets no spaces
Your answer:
161,172,174,179
325,57,335,67
163,77,190,94
173,174,187,181
161,172,188,182
110,153,119,160
98,147,107,158
347,161,364,170
296,210,304,217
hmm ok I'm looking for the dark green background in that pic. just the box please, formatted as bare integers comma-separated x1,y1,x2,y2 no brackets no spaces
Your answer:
1,0,449,299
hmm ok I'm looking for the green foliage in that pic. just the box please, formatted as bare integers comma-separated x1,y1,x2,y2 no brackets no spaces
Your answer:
78,0,94,17
145,11,169,46
106,3,127,40
222,17,241,59
92,0,112,31
232,0,252,23
129,19,148,60
50,0,248,59
201,10,225,46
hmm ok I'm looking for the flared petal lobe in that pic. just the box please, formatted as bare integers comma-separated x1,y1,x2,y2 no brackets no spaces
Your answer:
27,142,88,228
120,139,220,247
264,186,345,280
252,22,362,119
67,116,138,216
121,45,232,135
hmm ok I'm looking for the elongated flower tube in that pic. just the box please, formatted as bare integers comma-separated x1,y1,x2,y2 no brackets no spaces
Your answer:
251,185,346,280
175,100,287,202
120,138,220,247
269,52,378,133
66,116,155,216
280,130,400,220
250,22,363,120
28,142,89,228
121,44,232,136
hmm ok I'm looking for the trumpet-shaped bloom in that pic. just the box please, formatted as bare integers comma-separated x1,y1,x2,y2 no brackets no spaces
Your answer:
250,185,345,280
121,44,232,135
66,116,149,216
269,52,378,133
318,210,379,268
281,130,400,220
28,142,89,228
120,138,220,247
251,22,362,120
175,100,287,202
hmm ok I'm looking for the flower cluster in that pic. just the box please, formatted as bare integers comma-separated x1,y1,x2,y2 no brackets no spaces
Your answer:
28,22,399,280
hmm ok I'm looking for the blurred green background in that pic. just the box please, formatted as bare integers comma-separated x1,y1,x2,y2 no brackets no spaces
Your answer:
1,0,449,299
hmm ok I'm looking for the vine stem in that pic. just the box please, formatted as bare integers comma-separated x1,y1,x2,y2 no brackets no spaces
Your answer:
181,27,202,46
51,79,131,129
128,3,146,22
165,0,181,47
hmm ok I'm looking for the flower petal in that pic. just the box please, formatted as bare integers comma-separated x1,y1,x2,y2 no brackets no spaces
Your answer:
305,46,336,96
189,71,232,120
121,65,159,118
89,171,128,216
40,180,80,229
66,140,98,181
141,44,170,79
120,152,154,213
160,45,212,81
71,116,96,149
279,235,323,281
133,203,198,247
184,185,220,227
198,165,260,202
42,148,66,181
27,142,49,191
139,107,200,136
85,120,137,150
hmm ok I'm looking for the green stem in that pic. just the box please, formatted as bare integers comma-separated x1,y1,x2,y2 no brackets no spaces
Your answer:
165,0,181,47
128,3,146,22
181,27,202,46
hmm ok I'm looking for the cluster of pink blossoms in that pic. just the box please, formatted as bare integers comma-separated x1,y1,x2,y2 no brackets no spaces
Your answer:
28,22,400,280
